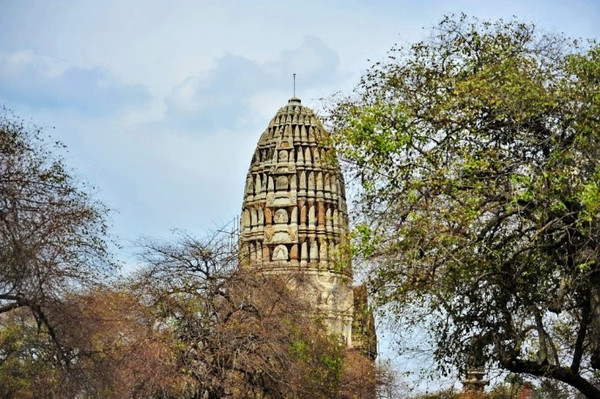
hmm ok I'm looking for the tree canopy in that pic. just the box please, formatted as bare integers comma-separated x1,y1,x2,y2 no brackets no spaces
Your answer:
0,109,114,375
129,232,350,399
0,109,382,398
329,14,600,398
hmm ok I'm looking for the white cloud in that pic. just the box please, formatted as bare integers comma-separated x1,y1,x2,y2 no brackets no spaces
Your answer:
273,36,340,83
0,50,151,115
163,35,340,131
0,49,65,77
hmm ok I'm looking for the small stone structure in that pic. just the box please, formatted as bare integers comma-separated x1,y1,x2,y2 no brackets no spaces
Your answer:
462,368,487,394
239,97,375,352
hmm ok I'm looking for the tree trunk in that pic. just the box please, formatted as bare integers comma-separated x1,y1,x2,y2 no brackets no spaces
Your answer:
590,271,600,370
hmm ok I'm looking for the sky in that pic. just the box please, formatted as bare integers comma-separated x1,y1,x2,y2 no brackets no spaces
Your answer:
1,0,599,392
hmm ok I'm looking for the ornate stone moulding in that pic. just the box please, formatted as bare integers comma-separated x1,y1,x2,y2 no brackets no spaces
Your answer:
240,97,350,278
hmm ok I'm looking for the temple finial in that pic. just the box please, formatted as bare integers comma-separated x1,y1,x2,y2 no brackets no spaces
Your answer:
293,73,296,97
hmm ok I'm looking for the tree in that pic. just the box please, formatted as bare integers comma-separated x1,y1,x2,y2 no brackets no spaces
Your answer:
0,288,171,399
128,231,347,398
0,109,114,374
1,227,357,398
329,14,600,398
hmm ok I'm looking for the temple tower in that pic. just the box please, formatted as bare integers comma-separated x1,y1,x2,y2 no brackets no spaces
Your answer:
239,97,355,345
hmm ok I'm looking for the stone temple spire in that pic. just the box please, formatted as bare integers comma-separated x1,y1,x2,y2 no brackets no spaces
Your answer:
239,97,354,344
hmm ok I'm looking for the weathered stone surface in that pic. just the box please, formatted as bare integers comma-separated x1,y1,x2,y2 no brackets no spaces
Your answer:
239,97,364,348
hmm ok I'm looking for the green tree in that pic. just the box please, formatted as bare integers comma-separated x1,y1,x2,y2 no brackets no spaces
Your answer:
329,15,600,398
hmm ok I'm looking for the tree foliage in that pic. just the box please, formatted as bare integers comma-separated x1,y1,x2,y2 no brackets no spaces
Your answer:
0,289,168,398
1,228,368,398
129,232,350,398
329,14,600,398
0,108,115,389
0,108,381,395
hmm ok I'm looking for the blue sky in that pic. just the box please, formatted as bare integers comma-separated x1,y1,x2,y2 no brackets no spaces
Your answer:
1,0,599,391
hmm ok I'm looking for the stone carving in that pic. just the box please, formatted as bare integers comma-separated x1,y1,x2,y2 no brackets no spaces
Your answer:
268,176,274,191
255,174,261,194
250,208,257,230
320,240,328,264
266,192,275,204
272,244,288,261
264,226,274,242
300,125,307,140
258,207,264,227
279,150,288,162
300,203,307,226
308,205,316,227
273,230,290,243
310,240,318,261
333,209,338,229
308,172,315,191
301,241,308,261
274,208,288,224
239,97,372,351
290,244,299,260
318,203,325,227
256,242,262,261
329,241,336,262
290,207,298,224
288,227,296,241
299,171,306,190
276,175,289,191
242,209,250,232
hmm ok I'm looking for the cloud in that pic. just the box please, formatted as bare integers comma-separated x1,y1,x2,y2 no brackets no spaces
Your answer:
272,36,340,85
0,49,151,115
0,32,335,261
164,35,339,131
165,54,268,130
